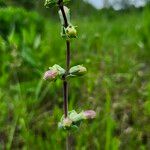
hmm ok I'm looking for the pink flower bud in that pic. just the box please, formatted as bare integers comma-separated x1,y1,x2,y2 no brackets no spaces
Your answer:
63,117,72,127
43,70,58,81
82,110,96,119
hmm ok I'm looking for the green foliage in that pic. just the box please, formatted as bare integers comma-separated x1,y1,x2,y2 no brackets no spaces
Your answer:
5,0,37,9
0,7,44,89
0,7,44,38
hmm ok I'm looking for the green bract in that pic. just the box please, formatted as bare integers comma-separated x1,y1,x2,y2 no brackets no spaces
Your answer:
69,65,87,77
49,64,66,75
69,110,83,122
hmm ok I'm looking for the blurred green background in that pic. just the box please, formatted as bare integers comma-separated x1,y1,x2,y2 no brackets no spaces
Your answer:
0,0,150,149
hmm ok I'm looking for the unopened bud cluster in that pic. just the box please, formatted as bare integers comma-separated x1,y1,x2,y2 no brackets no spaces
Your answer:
58,110,96,130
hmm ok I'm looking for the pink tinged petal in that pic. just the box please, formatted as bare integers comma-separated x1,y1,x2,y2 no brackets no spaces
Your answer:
43,70,58,80
83,110,96,119
63,118,72,127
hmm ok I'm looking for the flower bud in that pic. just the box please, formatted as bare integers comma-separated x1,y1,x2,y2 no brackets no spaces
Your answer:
65,25,77,38
69,65,87,76
51,64,65,75
69,110,83,122
43,64,65,82
63,117,72,127
43,70,58,81
81,110,96,119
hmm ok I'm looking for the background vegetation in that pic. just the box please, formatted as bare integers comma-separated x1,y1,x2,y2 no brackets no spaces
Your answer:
0,0,150,149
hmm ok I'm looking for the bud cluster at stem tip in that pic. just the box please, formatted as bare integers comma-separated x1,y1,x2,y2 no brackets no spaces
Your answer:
58,6,77,39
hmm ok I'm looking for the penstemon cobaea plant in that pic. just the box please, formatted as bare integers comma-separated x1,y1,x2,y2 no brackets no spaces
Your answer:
43,0,96,131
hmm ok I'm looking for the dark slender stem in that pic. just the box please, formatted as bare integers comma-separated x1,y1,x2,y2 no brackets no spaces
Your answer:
58,2,71,149
66,133,69,150
66,40,70,72
58,0,68,27
58,0,71,118
63,80,68,118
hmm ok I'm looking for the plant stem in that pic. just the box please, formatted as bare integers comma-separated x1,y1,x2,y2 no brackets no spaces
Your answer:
63,80,68,118
58,0,68,27
58,0,70,118
66,40,70,72
58,2,71,149
66,133,69,150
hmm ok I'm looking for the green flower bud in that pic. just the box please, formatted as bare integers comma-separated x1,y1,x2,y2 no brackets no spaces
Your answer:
51,64,66,76
65,25,77,38
69,110,83,122
69,65,87,76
